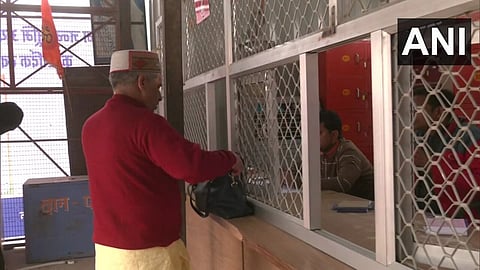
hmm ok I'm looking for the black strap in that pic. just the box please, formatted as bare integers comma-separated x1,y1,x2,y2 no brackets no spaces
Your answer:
188,184,209,218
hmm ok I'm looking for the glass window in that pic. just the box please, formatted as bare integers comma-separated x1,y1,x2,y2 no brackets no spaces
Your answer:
0,0,97,241
316,38,375,252
12,0,91,7
1,94,70,239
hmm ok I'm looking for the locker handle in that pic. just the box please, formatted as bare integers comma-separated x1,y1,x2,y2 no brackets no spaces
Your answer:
356,88,361,99
354,53,360,64
357,121,361,133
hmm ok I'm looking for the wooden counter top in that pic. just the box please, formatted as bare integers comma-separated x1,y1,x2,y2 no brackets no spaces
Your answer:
227,216,353,270
186,197,353,270
319,190,376,252
186,191,479,270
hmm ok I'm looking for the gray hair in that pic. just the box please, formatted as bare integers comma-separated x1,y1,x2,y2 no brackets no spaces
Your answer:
109,71,159,89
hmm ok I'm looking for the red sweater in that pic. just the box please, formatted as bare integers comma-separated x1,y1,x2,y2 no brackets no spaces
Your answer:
429,120,480,220
82,94,236,249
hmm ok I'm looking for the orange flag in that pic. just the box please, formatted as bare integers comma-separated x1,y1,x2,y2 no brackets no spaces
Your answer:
41,0,63,79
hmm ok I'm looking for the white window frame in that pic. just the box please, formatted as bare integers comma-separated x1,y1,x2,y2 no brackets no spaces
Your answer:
173,0,480,269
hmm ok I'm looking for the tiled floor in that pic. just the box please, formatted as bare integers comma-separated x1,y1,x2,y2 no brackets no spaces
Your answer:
4,248,94,270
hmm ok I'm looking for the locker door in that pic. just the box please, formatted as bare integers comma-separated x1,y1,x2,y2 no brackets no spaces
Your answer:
324,75,370,110
337,110,372,144
413,65,442,87
337,110,373,163
318,40,374,164
325,41,370,75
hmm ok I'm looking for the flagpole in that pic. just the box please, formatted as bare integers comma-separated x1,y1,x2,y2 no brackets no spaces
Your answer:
62,76,73,117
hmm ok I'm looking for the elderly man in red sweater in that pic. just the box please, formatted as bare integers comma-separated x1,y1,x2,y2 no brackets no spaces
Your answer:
82,50,243,270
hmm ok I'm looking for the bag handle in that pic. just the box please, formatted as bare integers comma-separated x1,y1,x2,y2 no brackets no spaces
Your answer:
188,184,209,218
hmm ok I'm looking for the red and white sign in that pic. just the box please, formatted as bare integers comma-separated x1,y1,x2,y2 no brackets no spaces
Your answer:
194,0,210,24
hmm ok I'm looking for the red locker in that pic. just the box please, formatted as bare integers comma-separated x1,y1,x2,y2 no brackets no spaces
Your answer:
452,43,480,122
336,110,373,145
322,75,370,111
318,40,374,164
322,40,370,75
413,65,442,86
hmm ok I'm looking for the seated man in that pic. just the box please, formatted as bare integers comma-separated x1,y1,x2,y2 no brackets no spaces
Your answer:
413,87,480,220
320,110,374,201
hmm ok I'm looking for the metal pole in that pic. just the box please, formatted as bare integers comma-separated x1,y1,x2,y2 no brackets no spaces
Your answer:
18,126,69,177
162,0,185,242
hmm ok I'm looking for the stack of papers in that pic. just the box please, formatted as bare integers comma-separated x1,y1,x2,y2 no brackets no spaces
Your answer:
332,200,374,213
424,217,469,236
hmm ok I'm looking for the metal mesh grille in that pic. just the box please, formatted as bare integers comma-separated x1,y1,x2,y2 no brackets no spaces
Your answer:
1,93,70,239
392,15,480,269
232,0,329,61
0,1,102,241
236,61,303,219
184,0,225,80
91,21,116,65
337,0,400,24
0,1,112,89
2,15,95,87
184,87,208,150
91,0,117,65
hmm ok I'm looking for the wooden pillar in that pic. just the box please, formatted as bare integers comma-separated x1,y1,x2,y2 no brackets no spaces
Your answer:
117,0,133,49
162,0,185,241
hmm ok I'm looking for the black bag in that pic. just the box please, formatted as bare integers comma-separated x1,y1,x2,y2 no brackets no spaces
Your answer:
188,174,254,219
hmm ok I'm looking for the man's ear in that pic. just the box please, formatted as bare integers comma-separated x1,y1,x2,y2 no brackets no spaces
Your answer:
136,74,146,92
332,130,340,140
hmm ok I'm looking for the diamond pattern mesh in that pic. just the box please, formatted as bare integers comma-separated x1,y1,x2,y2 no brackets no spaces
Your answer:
232,0,329,61
393,14,480,269
90,0,117,65
184,87,208,150
184,0,225,80
236,61,303,219
337,0,400,24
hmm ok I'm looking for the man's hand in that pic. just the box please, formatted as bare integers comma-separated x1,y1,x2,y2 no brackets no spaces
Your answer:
231,152,244,176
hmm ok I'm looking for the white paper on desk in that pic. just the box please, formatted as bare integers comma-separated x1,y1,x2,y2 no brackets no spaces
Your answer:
424,217,468,236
